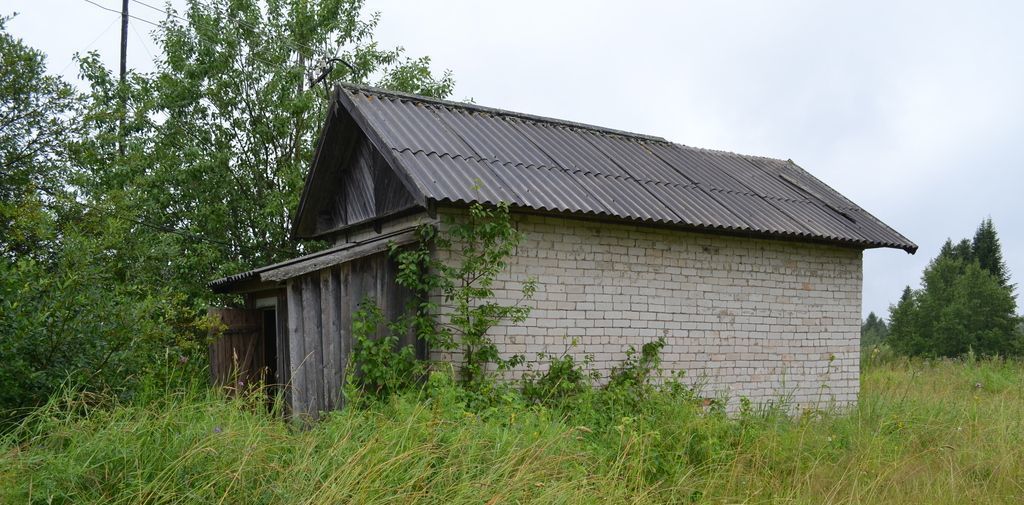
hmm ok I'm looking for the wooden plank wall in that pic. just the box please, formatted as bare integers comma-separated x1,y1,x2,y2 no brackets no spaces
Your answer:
208,308,265,389
286,251,417,419
275,291,291,407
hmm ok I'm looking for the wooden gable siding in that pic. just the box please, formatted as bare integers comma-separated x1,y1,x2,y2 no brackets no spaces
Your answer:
285,250,418,420
295,109,419,239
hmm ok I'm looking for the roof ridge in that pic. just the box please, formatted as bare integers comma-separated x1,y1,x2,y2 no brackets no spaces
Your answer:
672,142,792,164
337,82,670,144
339,83,799,166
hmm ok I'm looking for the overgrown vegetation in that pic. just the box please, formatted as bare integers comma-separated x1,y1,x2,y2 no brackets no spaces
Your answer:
5,357,1024,504
0,1,453,424
349,202,536,398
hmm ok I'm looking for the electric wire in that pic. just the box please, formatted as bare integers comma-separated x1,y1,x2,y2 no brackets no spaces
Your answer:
82,0,160,27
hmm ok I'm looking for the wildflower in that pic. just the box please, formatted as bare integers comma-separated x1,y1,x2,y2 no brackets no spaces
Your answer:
178,355,189,364
237,380,245,388
974,382,983,390
213,426,222,434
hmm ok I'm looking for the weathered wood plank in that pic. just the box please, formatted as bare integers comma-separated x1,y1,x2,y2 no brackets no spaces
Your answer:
207,308,264,392
276,290,290,407
320,267,341,411
286,280,307,418
338,263,352,409
260,230,419,282
301,274,324,419
294,102,357,238
343,137,376,225
374,145,417,216
382,254,418,351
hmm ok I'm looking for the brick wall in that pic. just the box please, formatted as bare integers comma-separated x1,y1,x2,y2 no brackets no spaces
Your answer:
431,210,863,410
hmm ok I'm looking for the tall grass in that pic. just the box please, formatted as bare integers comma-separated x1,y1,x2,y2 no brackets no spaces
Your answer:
3,358,1024,504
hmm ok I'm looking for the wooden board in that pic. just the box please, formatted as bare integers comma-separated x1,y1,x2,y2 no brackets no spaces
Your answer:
286,279,307,418
279,250,421,419
208,307,265,390
276,291,291,407
301,273,324,420
259,229,419,282
320,267,342,411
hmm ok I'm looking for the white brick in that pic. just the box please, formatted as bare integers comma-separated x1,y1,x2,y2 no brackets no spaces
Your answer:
430,211,863,411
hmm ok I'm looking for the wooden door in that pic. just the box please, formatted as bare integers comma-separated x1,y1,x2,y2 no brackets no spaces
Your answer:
208,307,266,391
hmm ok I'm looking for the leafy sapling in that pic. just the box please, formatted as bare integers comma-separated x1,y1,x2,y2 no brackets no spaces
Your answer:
391,202,537,390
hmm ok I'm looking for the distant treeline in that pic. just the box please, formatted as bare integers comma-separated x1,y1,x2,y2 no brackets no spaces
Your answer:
863,218,1020,357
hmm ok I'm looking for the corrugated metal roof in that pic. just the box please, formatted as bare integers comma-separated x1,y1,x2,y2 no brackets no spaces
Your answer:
336,84,917,253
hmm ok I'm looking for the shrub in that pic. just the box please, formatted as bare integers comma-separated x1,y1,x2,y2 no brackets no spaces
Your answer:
521,342,599,405
346,299,422,400
352,202,537,398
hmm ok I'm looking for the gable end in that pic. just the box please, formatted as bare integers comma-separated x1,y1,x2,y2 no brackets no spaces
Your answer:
291,100,422,239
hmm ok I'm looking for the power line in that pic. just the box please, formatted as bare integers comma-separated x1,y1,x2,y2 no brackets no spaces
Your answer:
129,18,156,62
82,0,301,72
82,0,160,27
129,0,323,60
130,0,184,21
59,17,120,76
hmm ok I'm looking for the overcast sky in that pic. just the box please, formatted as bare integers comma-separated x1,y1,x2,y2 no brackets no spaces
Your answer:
7,0,1022,318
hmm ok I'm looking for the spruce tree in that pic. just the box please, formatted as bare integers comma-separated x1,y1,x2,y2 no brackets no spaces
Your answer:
861,312,889,348
888,219,1020,357
971,218,1011,289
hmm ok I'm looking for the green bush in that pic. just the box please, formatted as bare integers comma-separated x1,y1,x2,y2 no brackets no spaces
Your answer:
0,237,206,430
520,343,599,405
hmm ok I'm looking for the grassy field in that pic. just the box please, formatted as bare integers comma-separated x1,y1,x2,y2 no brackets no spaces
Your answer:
3,357,1023,504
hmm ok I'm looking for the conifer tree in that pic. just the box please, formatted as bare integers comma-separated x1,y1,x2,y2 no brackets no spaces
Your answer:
888,218,1020,357
861,311,889,348
971,218,1011,290
887,286,921,355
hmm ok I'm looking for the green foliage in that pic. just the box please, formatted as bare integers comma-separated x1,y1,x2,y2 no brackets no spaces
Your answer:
347,298,421,399
69,0,455,303
861,311,889,349
520,342,599,405
888,286,922,355
607,336,667,390
0,236,207,429
390,202,537,390
972,218,1011,289
0,15,77,259
348,202,535,399
0,2,455,418
0,19,207,425
888,219,1020,358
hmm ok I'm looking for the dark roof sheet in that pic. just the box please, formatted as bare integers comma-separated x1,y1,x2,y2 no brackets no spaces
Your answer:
336,84,916,253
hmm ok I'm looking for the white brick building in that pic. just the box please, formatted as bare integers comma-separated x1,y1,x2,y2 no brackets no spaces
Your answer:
211,84,915,418
433,212,863,409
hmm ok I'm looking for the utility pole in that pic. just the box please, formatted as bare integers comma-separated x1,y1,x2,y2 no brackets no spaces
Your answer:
118,0,129,156
119,0,129,81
